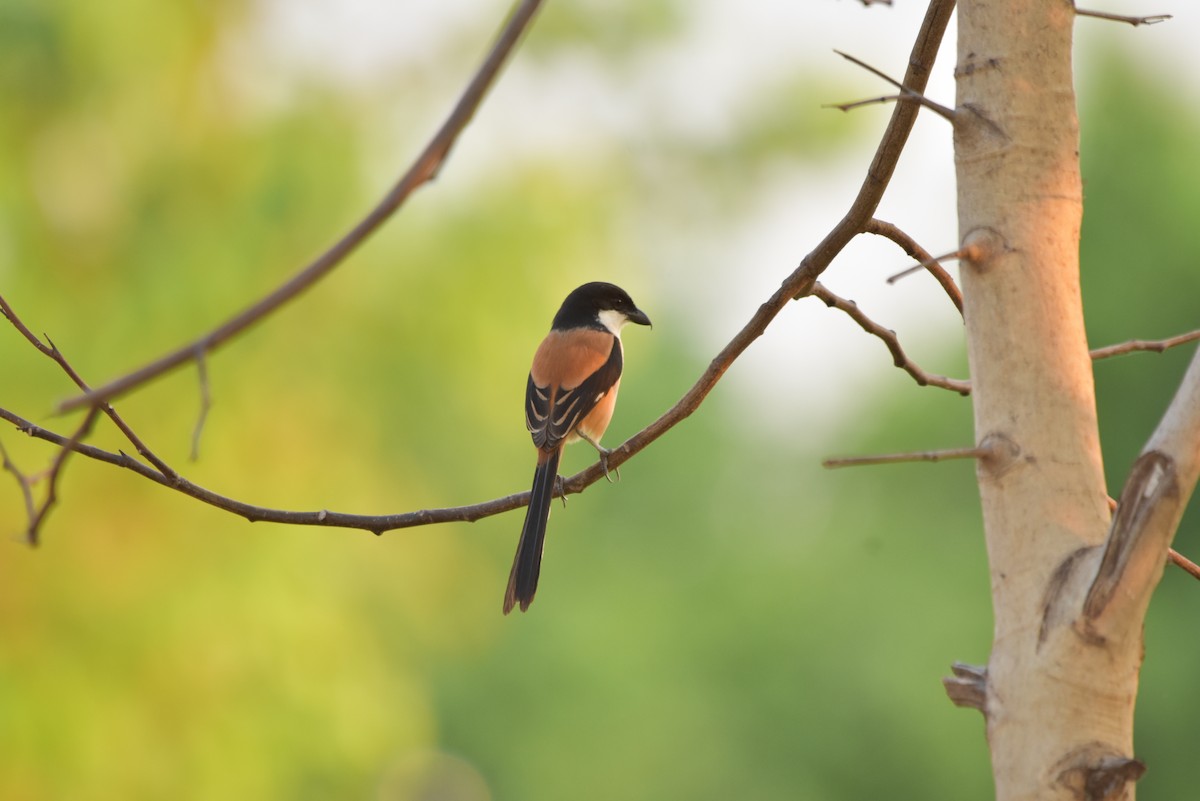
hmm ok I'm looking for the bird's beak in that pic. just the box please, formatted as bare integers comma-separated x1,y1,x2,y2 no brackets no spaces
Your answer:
628,308,652,328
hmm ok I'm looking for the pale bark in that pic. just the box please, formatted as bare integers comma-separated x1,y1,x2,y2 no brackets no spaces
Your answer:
955,1,1142,799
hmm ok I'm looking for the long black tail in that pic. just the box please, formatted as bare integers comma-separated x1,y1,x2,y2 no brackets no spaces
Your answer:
504,449,561,614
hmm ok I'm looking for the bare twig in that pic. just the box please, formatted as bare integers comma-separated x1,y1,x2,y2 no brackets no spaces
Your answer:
0,294,178,481
832,50,957,122
812,282,970,394
0,0,959,536
865,219,963,315
886,252,958,284
1089,330,1200,361
59,0,546,414
24,406,100,545
0,439,37,528
828,94,907,113
625,0,956,486
823,445,990,469
1,404,537,534
1169,548,1200,581
1075,9,1170,26
191,350,211,461
789,0,955,300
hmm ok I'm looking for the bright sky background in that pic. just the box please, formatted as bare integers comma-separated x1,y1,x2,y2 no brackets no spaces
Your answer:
223,0,1196,432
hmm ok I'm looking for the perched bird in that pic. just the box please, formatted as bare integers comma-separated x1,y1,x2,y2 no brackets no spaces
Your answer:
504,282,652,614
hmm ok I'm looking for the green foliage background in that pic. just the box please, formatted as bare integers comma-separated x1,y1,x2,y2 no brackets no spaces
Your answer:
1,3,1197,799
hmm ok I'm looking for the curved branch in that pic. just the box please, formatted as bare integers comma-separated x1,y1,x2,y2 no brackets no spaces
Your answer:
811,282,970,394
567,0,957,487
1,0,957,536
865,218,964,315
0,440,37,526
58,0,546,414
2,403,624,534
0,294,178,480
23,407,100,546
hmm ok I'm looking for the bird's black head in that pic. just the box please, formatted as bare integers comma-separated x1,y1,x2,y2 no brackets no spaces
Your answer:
552,282,652,333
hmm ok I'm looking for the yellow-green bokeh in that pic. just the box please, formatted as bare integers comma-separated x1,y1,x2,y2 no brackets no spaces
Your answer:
1,3,1198,800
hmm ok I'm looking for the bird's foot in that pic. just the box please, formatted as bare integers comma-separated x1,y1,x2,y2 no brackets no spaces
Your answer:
597,448,620,483
578,432,620,482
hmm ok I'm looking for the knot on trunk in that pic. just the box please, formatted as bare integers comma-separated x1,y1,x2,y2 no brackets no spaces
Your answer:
1055,744,1146,801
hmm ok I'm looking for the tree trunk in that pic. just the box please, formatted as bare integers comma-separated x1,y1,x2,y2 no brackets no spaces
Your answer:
954,2,1148,799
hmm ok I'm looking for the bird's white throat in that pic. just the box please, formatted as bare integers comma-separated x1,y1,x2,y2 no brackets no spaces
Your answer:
597,309,630,336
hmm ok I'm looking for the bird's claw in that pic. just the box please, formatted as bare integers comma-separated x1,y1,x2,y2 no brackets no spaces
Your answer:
577,431,620,483
598,448,620,483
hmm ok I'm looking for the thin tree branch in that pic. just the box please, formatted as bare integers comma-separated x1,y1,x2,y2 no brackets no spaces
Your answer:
58,0,546,415
1,404,535,533
24,406,100,546
811,282,970,394
1075,9,1170,26
823,445,991,469
0,439,37,528
191,350,211,461
1089,330,1200,361
0,0,958,536
1,294,178,481
1168,548,1200,581
864,219,963,315
606,0,956,480
844,0,959,212
831,50,957,122
885,248,962,284
828,94,908,113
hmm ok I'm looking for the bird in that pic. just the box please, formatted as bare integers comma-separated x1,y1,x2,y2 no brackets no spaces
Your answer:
504,282,652,614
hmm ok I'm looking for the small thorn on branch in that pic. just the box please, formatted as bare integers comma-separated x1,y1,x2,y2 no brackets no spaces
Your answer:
823,444,991,469
832,50,957,122
1076,8,1171,26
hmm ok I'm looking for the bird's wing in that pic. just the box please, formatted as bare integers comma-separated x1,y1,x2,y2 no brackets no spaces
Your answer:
527,330,623,452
